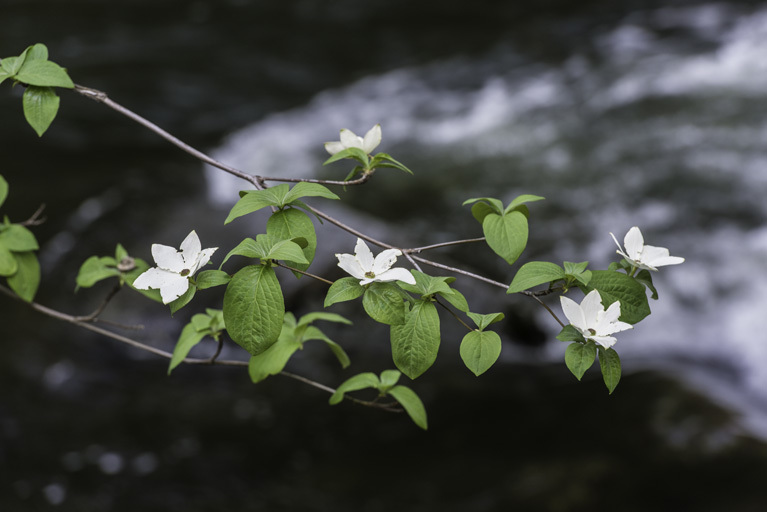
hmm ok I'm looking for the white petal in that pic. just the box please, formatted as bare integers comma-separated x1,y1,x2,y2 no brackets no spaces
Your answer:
624,227,644,260
190,247,218,274
579,290,605,328
180,230,201,257
353,238,375,271
362,124,382,154
133,268,190,304
610,232,631,260
376,267,416,285
336,253,366,279
642,244,684,268
151,244,184,272
324,141,345,155
158,274,191,304
339,129,363,149
596,302,633,335
371,248,402,274
560,295,588,331
132,267,168,290
589,335,617,349
649,255,685,267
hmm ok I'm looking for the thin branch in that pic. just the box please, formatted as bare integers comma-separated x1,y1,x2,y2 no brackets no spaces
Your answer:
72,84,263,190
434,297,473,332
406,237,486,253
73,283,122,322
412,255,508,289
21,204,47,226
259,174,372,187
273,261,334,285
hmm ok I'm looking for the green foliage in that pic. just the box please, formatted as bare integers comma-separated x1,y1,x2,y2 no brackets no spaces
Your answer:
6,251,39,302
564,342,596,381
219,234,308,268
580,270,651,324
168,309,225,374
598,346,621,394
507,261,565,293
223,264,284,355
324,276,365,307
556,324,586,343
362,282,407,325
390,299,440,379
266,208,317,275
0,176,8,208
0,176,40,301
225,183,339,224
74,244,160,302
460,330,502,376
195,269,231,290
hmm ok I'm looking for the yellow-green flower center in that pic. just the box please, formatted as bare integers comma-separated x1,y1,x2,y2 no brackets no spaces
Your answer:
364,271,376,279
180,268,191,276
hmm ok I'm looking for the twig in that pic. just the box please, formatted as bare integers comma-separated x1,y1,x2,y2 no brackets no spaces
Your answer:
406,237,486,253
434,297,473,332
21,204,47,226
73,283,121,322
259,174,372,186
274,261,334,285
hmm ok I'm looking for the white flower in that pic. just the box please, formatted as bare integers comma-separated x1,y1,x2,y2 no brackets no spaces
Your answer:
335,238,416,286
324,124,382,155
133,230,217,304
560,290,633,349
610,226,685,271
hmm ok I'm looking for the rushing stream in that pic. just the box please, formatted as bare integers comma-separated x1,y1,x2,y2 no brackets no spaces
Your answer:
3,1,767,510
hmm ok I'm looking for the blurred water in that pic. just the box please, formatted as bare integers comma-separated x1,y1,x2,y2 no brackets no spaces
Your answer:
207,3,767,435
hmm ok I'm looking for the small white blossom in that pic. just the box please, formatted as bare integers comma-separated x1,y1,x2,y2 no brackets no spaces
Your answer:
335,238,416,286
133,230,217,304
560,290,633,349
324,124,382,156
610,226,685,271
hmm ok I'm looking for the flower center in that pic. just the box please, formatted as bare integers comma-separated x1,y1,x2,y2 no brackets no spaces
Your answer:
180,268,191,276
364,271,376,279
588,328,597,335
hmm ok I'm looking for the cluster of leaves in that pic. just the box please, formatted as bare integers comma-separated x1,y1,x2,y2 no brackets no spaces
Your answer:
0,175,40,302
1,44,74,136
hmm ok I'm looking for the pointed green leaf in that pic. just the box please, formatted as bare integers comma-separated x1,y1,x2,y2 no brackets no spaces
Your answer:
482,211,528,265
504,194,545,214
223,264,284,355
460,330,502,376
0,175,8,209
168,323,208,375
114,243,129,262
0,224,39,251
564,342,596,381
329,372,380,405
296,311,352,327
265,239,309,264
301,326,351,369
390,300,440,379
363,282,407,325
26,44,48,61
219,238,261,268
598,346,621,394
75,256,120,288
195,269,231,290
581,270,651,324
283,182,340,203
1,49,28,75
266,208,316,273
507,261,565,293
22,86,60,137
323,147,370,167
466,311,505,331
0,244,18,276
370,153,414,174
224,187,286,224
168,285,196,315
324,276,365,307
635,269,659,300
248,326,302,383
16,59,74,88
387,385,428,430
378,369,401,391
556,324,586,343
6,251,40,301
437,287,470,313
462,197,504,215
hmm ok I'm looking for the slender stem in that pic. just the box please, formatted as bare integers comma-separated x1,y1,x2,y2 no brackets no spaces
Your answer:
21,204,47,226
260,174,372,186
274,261,334,285
74,283,122,322
412,255,508,289
434,297,473,332
406,237,486,253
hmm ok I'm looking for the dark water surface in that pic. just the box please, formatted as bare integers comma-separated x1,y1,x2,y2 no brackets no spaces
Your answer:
3,0,767,510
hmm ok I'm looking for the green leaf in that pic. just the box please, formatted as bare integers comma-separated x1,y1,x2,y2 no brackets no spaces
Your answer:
16,59,74,88
195,269,231,290
323,147,370,167
282,182,340,203
190,312,213,332
460,330,502,376
462,197,504,215
266,208,317,273
581,270,651,324
224,187,287,224
23,86,60,137
564,342,596,381
329,372,380,405
564,261,592,286
6,251,40,301
0,224,39,251
387,385,428,430
466,311,505,331
296,311,352,327
1,49,28,75
398,270,452,297
598,346,621,394
504,194,545,214
507,261,565,293
123,258,163,303
0,70,10,86
168,323,208,375
114,243,129,262
223,264,284,355
390,300,441,379
248,326,302,383
378,369,401,391
363,282,407,325
26,44,48,62
0,244,18,276
635,269,659,300
482,211,528,265
370,153,414,175
168,285,196,315
219,238,261,268
264,238,309,264
0,175,8,209
469,202,496,224
301,326,351,369
556,324,586,343
324,276,365,307
75,256,120,288
437,287,470,313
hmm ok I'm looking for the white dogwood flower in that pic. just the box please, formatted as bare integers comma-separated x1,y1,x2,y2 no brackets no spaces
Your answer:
610,226,685,271
324,124,382,155
335,238,416,286
133,230,217,304
560,290,633,349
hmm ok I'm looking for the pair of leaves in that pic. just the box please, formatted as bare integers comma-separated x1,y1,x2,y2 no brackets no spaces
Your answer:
329,369,427,430
1,44,74,136
248,311,351,383
460,312,504,376
323,150,414,181
220,233,308,270
224,182,339,225
564,341,622,394
168,309,226,374
324,279,410,326
579,270,651,325
507,260,592,294
75,243,163,302
463,194,544,266
0,179,40,301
